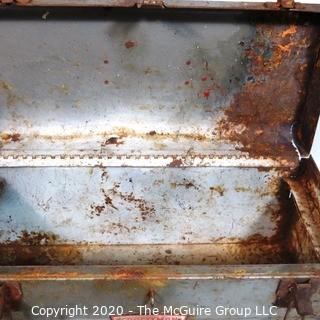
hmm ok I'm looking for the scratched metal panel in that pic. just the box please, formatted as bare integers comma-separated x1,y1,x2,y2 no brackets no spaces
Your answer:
0,9,251,155
0,9,318,165
0,167,285,244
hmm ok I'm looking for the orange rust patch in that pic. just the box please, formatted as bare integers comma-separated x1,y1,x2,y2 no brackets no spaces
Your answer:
15,231,58,246
0,245,83,265
1,231,83,265
217,23,316,159
210,186,226,196
280,25,297,38
111,268,146,280
0,241,293,266
124,40,136,49
0,133,21,143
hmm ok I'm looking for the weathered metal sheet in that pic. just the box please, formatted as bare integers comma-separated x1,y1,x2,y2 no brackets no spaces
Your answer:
0,167,287,244
0,267,319,319
0,166,296,264
0,8,319,320
0,9,318,167
1,264,320,281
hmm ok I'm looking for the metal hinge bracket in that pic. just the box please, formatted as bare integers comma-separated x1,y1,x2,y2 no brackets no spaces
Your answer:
0,282,23,320
277,0,295,9
136,0,165,8
274,279,319,317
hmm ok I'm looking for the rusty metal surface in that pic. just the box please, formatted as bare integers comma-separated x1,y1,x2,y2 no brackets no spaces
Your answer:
1,0,320,13
0,166,297,265
0,242,294,265
287,157,320,262
0,266,319,319
0,272,318,319
0,9,319,319
275,279,320,316
295,49,320,156
1,265,320,281
0,9,319,167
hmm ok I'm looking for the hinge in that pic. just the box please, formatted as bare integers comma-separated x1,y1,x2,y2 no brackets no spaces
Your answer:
0,282,23,320
136,0,165,8
0,0,31,4
277,0,295,9
274,279,320,317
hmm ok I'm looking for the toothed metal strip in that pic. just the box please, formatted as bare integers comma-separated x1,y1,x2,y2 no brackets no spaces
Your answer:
0,154,296,167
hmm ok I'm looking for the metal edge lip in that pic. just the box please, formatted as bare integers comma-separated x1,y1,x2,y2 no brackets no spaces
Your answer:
2,0,320,12
0,265,320,281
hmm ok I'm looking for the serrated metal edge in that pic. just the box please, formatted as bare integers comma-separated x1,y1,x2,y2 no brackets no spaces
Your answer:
0,154,295,168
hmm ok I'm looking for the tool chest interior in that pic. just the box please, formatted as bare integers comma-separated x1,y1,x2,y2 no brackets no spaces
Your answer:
0,4,319,320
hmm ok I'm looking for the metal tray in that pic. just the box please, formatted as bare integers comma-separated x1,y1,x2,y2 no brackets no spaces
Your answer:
0,7,319,320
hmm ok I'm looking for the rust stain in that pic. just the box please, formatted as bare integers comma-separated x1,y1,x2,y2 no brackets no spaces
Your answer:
29,127,211,144
89,184,155,221
120,192,155,221
168,158,183,167
0,80,25,107
210,186,226,196
0,241,293,266
90,204,105,217
102,189,118,211
268,181,296,245
0,245,83,265
0,132,21,143
280,25,298,38
125,40,136,49
171,180,197,189
102,137,124,146
235,186,251,192
201,75,209,82
217,23,316,159
1,231,83,265
16,231,58,246
202,89,211,99
89,188,118,218
111,268,145,280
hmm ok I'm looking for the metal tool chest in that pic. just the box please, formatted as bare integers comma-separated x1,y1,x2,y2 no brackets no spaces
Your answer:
0,1,319,319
